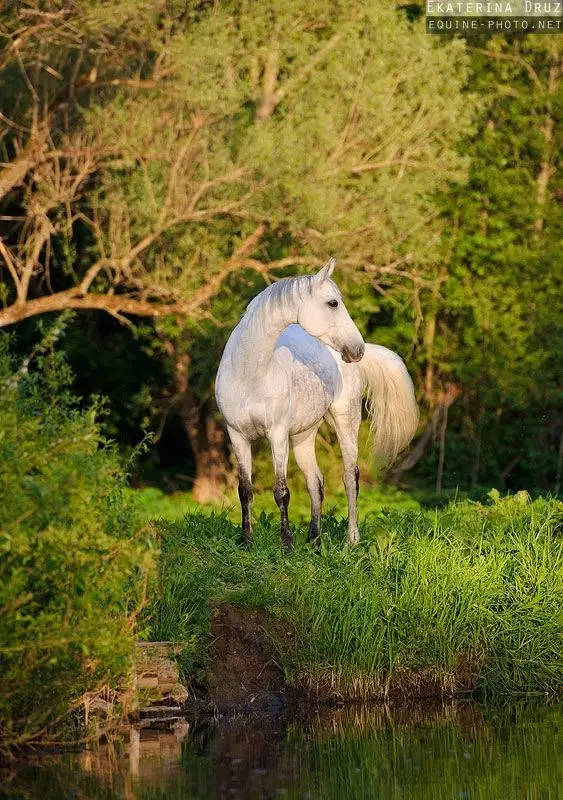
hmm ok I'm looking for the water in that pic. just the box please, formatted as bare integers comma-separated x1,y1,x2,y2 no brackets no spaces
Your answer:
1,702,561,799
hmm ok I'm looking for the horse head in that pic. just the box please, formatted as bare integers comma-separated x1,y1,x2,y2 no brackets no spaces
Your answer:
297,259,365,363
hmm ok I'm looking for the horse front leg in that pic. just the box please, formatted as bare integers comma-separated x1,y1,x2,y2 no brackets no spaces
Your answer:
292,428,323,546
269,429,292,553
227,426,253,544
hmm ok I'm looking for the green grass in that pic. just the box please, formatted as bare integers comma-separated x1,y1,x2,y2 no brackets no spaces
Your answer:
147,491,563,699
133,483,422,524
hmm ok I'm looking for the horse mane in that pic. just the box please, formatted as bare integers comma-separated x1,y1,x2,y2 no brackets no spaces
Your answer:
240,274,340,336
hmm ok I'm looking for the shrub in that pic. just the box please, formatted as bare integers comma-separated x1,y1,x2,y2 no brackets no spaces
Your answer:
0,337,156,748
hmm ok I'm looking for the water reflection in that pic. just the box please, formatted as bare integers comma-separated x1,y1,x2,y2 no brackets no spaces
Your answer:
1,702,561,799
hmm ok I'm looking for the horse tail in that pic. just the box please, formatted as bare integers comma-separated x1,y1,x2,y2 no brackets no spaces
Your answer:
358,344,419,467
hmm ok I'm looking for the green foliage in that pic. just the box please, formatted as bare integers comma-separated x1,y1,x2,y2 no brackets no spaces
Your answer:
149,493,563,698
409,36,562,491
1,3,561,499
0,338,156,747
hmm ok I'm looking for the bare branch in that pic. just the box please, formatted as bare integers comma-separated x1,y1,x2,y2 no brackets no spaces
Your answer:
0,112,31,134
256,49,279,120
0,239,24,301
470,47,545,91
181,223,268,311
19,216,52,299
0,19,65,72
256,29,345,120
0,226,326,328
185,169,248,215
77,258,111,294
350,159,425,174
0,128,48,201
73,76,171,93
120,193,260,268
273,30,345,110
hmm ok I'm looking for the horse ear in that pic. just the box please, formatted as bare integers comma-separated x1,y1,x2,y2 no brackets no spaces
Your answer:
316,258,336,282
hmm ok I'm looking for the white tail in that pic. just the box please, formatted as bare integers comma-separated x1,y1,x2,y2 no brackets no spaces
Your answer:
359,344,419,467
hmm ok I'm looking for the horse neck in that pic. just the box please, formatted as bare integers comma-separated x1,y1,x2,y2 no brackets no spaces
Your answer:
231,282,301,380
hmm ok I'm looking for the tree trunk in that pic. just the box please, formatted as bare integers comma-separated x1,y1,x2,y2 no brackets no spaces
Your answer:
386,410,439,485
499,455,521,490
534,58,559,234
423,272,444,404
555,426,563,494
387,384,460,486
436,397,449,495
188,409,227,503
163,340,227,502
470,410,483,490
423,311,437,405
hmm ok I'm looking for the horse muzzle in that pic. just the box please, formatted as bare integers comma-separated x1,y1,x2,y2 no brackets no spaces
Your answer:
341,343,365,363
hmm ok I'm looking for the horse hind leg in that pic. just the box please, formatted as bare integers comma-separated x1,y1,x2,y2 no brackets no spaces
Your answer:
227,426,253,544
326,409,361,545
269,428,292,554
292,428,324,546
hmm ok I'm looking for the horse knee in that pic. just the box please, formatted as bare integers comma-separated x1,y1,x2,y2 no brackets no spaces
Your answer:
306,472,323,503
343,465,359,499
238,476,253,505
274,479,290,510
317,473,324,503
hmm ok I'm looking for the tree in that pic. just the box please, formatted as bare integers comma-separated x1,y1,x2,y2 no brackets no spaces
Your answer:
1,1,474,494
1,1,471,322
392,33,562,492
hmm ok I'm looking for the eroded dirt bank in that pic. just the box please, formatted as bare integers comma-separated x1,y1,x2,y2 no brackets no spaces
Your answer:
203,605,292,714
178,604,478,715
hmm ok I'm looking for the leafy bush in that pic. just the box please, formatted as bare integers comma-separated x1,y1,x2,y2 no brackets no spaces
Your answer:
0,337,156,747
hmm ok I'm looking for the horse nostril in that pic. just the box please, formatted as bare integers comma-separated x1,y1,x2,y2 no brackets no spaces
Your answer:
342,344,365,363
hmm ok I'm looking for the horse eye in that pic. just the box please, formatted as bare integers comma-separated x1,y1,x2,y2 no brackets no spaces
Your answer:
327,299,338,309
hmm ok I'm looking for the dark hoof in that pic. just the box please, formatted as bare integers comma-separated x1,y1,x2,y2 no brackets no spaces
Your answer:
307,525,321,549
238,530,252,549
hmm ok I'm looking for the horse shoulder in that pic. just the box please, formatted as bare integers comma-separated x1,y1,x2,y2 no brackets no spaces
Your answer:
327,358,363,418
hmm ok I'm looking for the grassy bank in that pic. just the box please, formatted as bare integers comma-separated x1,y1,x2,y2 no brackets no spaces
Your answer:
149,492,563,699
133,482,421,524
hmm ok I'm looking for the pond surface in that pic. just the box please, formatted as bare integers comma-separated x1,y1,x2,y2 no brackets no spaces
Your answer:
1,702,561,799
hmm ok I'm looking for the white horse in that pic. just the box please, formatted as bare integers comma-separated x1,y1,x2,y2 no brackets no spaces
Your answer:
215,259,418,551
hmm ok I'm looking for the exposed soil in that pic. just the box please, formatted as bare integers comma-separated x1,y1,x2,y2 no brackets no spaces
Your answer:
295,662,478,704
196,605,478,713
133,604,481,718
204,605,294,714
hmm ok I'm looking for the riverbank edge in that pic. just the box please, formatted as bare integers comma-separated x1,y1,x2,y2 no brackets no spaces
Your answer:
176,603,482,717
